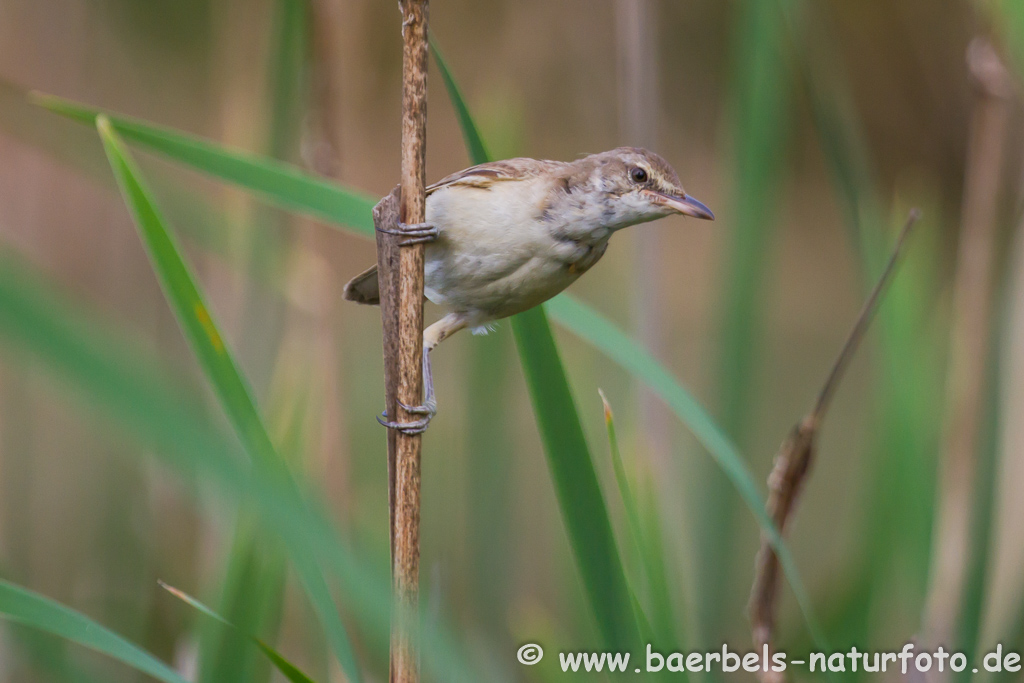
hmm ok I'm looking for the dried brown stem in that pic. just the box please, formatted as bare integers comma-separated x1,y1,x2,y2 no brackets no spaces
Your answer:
377,2,430,682
748,209,922,677
811,208,922,423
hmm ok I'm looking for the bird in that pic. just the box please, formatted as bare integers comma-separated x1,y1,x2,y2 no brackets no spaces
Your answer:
343,146,714,433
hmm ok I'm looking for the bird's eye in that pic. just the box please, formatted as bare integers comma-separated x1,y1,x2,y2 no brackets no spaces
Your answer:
629,167,648,183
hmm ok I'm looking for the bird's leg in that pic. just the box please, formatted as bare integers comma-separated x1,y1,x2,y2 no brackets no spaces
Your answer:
378,313,468,434
376,220,439,246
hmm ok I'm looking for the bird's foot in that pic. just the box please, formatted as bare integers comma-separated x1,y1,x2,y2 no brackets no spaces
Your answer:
377,399,437,435
376,221,438,246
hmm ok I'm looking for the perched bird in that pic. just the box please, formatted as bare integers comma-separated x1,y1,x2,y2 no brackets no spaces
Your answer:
344,146,714,433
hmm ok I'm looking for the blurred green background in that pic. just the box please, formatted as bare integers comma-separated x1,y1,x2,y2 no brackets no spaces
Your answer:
1,0,1023,681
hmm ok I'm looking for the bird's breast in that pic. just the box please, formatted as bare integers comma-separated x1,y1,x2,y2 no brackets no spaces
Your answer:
421,179,609,321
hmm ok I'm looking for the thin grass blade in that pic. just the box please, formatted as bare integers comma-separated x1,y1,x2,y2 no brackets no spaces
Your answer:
96,116,362,682
0,579,187,683
510,308,642,650
598,390,647,567
161,581,318,683
430,38,490,164
200,6,306,678
34,93,375,234
599,390,679,649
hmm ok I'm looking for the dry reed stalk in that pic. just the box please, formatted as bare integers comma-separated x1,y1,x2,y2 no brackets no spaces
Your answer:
375,2,430,682
748,209,921,681
922,38,1012,663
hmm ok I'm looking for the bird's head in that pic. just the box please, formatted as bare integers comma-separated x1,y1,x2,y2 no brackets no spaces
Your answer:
589,147,714,227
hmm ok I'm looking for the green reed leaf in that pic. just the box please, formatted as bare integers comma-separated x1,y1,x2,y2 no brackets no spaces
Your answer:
96,116,362,682
510,307,642,651
0,579,187,683
35,93,375,235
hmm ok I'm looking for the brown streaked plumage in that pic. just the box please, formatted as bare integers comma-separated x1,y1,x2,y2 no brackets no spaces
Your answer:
345,147,713,432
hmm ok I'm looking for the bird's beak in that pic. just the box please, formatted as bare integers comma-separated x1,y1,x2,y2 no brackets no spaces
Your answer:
643,190,715,220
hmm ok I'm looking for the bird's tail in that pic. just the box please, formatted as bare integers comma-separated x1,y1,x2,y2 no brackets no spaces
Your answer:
342,264,380,305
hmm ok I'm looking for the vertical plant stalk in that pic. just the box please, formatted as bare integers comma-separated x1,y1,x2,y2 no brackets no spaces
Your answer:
379,2,430,682
748,210,920,678
923,38,1012,663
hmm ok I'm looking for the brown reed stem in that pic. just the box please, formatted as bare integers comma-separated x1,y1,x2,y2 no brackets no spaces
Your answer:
748,209,921,680
377,2,430,681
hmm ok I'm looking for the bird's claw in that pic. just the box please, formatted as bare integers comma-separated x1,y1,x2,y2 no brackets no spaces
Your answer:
376,221,438,246
377,413,431,435
398,398,437,416
377,400,436,435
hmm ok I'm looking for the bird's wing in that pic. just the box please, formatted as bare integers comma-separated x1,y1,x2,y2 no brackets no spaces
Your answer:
426,158,562,195
344,159,562,307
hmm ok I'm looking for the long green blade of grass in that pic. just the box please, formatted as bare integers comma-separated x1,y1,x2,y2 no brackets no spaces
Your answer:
430,38,490,165
161,581,318,683
95,116,362,683
0,248,478,681
34,88,825,645
599,390,649,582
34,94,375,235
0,579,187,683
201,5,305,678
0,81,270,284
599,390,679,650
510,308,642,650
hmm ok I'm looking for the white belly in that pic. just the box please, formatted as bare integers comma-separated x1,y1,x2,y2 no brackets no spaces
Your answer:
422,179,589,324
